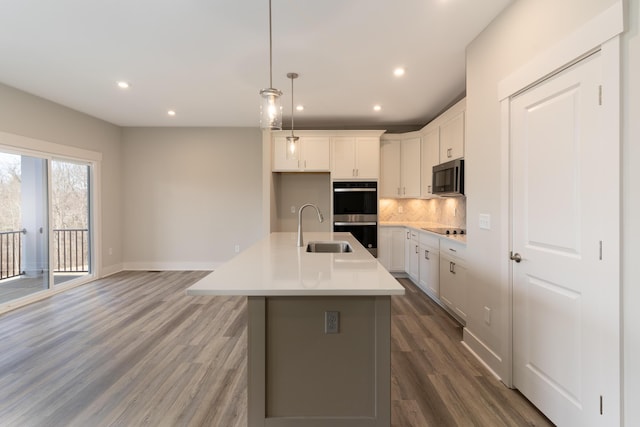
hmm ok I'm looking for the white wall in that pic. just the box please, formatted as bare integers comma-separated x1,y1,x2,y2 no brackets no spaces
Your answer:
622,0,639,425
464,0,619,383
121,127,263,270
0,83,123,275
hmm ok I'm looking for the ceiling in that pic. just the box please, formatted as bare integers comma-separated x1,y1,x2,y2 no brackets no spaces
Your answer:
0,0,513,130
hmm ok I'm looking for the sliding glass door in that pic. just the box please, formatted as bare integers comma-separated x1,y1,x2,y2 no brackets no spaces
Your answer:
51,159,91,285
0,149,94,305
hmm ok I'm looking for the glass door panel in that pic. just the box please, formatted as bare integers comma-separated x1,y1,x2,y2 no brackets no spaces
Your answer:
51,159,91,286
0,152,49,304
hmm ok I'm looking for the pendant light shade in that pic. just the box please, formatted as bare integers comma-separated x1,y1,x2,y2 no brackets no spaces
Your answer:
286,72,299,160
259,0,282,130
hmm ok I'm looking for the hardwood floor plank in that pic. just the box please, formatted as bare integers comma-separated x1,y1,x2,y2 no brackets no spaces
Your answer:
0,272,551,427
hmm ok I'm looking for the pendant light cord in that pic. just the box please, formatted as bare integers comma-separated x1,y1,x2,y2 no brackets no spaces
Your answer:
290,76,294,136
268,0,273,88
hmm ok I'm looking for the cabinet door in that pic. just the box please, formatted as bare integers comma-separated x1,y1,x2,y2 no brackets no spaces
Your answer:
451,260,467,321
301,137,330,171
273,136,299,171
331,137,356,178
401,138,421,197
439,253,467,322
439,111,465,161
419,244,439,296
421,127,440,198
404,229,412,274
389,228,406,272
378,227,391,271
380,140,401,198
439,255,456,311
355,137,380,179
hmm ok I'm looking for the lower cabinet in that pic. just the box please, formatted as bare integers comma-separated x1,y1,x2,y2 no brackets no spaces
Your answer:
404,229,419,283
378,227,405,272
439,240,467,322
418,233,440,297
380,226,466,324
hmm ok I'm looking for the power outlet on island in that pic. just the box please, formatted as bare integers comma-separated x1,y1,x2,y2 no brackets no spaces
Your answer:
325,311,339,334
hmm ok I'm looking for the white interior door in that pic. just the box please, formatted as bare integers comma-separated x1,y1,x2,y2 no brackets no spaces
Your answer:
511,51,618,427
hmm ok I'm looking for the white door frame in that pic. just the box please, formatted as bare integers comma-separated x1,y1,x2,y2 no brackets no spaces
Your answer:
0,132,102,313
497,0,622,410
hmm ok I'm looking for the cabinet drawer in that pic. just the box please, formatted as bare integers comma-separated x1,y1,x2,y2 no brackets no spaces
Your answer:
440,238,466,259
419,231,440,248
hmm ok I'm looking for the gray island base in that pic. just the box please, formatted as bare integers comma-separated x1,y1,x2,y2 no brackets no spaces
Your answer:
186,232,404,427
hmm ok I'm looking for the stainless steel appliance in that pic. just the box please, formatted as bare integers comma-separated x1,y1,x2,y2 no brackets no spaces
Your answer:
333,181,378,256
433,159,464,196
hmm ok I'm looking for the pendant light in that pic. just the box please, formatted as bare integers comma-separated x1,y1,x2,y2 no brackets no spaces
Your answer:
259,0,282,130
286,72,299,160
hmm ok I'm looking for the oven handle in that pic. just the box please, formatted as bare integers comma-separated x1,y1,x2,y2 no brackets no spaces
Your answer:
333,188,377,192
334,222,378,226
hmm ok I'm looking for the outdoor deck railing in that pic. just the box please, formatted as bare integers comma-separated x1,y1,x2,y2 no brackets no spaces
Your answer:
54,228,89,273
0,228,89,281
0,229,25,280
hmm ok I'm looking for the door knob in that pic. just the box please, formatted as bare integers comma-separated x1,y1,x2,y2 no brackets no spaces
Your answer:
510,252,522,263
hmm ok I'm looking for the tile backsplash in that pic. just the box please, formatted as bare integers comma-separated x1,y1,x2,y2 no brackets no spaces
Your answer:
379,197,467,228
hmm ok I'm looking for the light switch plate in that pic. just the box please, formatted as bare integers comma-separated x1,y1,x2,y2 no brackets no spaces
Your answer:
479,214,491,230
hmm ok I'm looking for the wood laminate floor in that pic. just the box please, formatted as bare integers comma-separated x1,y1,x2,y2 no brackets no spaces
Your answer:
0,271,552,427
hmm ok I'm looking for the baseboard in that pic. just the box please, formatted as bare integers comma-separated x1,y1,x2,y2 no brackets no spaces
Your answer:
121,261,222,271
101,263,124,278
462,328,505,383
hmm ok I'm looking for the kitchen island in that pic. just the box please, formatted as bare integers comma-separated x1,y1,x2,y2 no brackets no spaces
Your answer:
187,232,404,427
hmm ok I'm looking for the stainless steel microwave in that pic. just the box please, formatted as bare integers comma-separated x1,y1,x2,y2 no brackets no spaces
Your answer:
433,159,464,196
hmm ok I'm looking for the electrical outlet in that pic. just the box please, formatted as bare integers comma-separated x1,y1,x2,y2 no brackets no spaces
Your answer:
479,214,491,230
484,306,491,326
325,311,339,334
398,205,404,213
234,244,240,253
108,247,113,256
291,205,296,214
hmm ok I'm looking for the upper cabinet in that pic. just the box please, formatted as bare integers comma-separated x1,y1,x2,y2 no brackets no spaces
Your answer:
272,136,330,172
420,124,439,198
380,134,421,198
438,98,465,162
380,97,466,200
332,136,380,180
271,130,383,175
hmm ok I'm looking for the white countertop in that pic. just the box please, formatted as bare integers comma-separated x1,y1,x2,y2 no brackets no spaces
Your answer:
186,232,406,297
380,221,467,244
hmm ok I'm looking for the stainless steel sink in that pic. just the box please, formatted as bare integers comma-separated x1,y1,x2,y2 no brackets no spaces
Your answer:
306,241,353,253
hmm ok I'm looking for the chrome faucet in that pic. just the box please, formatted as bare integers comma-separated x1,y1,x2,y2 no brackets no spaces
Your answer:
297,203,324,247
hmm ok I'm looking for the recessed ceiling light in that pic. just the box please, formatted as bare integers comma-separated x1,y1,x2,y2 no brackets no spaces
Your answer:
393,67,405,77
167,110,176,116
373,105,382,112
117,81,130,89
296,105,304,111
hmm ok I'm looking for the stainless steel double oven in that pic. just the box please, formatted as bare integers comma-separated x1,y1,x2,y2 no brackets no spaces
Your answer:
332,181,378,257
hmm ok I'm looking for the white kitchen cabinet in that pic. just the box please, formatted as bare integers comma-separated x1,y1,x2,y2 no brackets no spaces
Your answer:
439,239,468,323
380,136,421,198
418,232,440,297
331,137,380,179
420,125,440,198
404,228,419,283
379,226,405,272
439,99,465,162
272,136,330,172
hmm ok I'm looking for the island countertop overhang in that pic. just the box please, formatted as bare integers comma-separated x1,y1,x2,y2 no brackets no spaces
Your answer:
186,232,405,297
